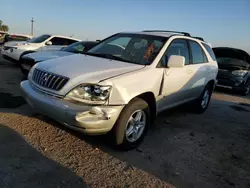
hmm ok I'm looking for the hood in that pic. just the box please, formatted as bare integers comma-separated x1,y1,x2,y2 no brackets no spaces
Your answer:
4,41,27,46
4,41,41,49
38,45,66,52
213,47,250,70
24,50,74,62
36,54,144,84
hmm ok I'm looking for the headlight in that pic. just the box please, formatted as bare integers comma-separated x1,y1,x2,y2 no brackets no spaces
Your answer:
17,43,29,46
232,70,248,77
65,84,112,105
28,65,36,80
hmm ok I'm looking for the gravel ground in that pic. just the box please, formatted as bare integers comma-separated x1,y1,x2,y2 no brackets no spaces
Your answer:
0,54,250,188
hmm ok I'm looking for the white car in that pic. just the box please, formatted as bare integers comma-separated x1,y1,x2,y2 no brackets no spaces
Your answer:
21,30,218,149
1,34,80,62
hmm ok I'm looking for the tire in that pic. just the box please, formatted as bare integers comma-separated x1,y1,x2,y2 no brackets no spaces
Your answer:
194,84,212,114
112,98,150,150
20,66,28,80
18,51,35,64
240,82,250,96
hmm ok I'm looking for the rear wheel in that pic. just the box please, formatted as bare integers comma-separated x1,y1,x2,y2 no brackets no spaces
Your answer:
195,84,212,113
112,98,150,150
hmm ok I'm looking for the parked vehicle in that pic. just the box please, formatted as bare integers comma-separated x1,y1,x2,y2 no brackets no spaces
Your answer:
0,33,33,45
20,41,98,76
213,47,250,95
21,30,218,149
1,34,80,62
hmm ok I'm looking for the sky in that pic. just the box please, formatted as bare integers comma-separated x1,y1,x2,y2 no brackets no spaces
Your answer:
1,0,250,52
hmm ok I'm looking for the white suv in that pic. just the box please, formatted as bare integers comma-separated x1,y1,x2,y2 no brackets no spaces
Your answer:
21,30,218,149
1,34,80,62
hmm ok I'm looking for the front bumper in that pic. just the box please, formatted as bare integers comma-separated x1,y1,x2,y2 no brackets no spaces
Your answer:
216,78,248,91
216,71,249,90
20,80,124,134
1,47,25,61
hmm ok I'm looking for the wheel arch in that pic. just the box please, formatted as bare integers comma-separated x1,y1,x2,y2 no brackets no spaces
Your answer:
207,79,215,90
19,50,36,60
130,92,157,124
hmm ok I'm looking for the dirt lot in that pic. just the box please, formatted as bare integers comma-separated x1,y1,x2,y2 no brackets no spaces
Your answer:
0,54,250,188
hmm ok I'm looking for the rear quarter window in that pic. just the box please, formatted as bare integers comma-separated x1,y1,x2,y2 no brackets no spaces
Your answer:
202,43,217,61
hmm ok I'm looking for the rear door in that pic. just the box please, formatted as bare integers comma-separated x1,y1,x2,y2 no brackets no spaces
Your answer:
187,40,210,98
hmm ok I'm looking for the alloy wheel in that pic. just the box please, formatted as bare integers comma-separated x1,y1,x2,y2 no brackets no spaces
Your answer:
125,109,146,143
201,89,210,109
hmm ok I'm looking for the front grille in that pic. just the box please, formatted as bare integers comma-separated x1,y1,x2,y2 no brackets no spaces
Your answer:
32,69,69,91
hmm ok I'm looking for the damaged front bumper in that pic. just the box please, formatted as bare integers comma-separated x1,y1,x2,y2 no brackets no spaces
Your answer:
20,80,124,135
216,72,249,91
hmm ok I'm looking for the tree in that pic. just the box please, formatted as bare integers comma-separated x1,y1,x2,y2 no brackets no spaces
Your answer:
0,25,9,32
0,20,9,32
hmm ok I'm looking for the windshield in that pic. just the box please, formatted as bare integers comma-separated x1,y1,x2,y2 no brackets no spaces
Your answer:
87,33,167,65
63,41,96,53
27,34,51,43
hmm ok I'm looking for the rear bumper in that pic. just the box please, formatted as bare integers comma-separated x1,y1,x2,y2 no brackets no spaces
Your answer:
20,80,124,134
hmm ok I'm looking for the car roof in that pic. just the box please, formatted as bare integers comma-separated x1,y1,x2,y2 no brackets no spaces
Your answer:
119,31,208,44
47,34,81,41
129,31,175,38
40,34,81,41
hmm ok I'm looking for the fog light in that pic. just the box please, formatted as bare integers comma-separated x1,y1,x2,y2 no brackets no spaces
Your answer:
235,82,242,86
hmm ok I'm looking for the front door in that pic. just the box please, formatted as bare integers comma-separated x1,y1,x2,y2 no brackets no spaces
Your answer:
157,39,195,111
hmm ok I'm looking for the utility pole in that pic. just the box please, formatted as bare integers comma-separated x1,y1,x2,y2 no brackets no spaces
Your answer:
31,17,34,36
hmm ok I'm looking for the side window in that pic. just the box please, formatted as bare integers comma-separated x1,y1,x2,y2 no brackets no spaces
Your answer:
202,43,217,61
65,39,78,45
189,41,208,64
50,37,75,45
50,37,64,45
162,39,190,66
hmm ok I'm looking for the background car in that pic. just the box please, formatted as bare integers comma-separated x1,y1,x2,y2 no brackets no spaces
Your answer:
1,34,80,62
213,47,250,95
1,33,33,44
20,40,98,77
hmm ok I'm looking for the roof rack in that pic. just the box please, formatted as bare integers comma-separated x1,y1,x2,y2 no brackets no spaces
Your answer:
142,30,191,37
192,37,204,41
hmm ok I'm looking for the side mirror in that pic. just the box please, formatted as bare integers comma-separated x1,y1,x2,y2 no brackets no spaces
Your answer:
45,41,52,46
167,55,185,68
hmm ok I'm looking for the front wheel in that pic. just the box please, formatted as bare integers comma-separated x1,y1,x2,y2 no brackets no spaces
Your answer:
194,84,212,114
112,98,150,150
240,82,250,96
